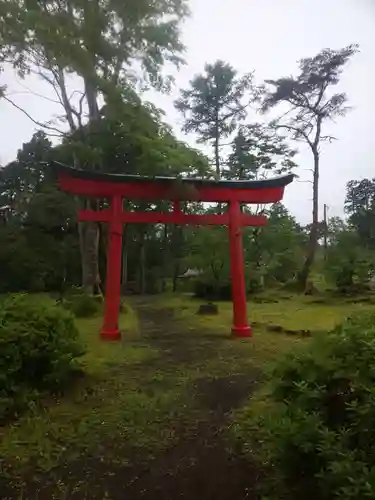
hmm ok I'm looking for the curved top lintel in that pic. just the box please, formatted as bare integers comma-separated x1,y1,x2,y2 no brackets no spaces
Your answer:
50,161,295,190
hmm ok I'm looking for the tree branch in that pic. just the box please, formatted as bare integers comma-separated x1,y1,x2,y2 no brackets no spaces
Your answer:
321,135,337,143
8,85,61,105
70,91,86,129
2,94,66,136
273,123,314,150
53,66,78,131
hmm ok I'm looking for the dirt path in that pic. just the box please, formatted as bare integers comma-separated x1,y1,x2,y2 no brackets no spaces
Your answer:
123,301,262,500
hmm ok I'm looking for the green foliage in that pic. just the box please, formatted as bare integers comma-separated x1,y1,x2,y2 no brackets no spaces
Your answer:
193,278,232,301
252,312,375,499
0,294,84,420
175,60,256,177
65,294,100,318
258,203,306,284
345,178,375,249
184,203,305,297
325,221,373,292
263,45,359,120
224,124,297,180
0,105,209,295
186,224,230,285
0,0,189,93
66,101,208,177
0,132,81,293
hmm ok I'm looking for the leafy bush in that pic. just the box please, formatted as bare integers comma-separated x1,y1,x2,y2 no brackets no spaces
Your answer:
69,294,100,317
252,312,375,499
193,279,232,300
0,294,84,420
60,287,100,317
325,229,373,293
194,276,265,299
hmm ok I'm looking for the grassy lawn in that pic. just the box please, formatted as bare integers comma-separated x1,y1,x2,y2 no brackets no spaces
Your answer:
158,291,375,332
1,292,375,499
0,306,180,497
153,292,375,368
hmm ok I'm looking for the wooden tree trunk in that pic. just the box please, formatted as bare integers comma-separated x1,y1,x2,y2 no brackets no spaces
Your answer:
172,261,180,293
121,225,129,294
138,230,146,294
78,76,101,294
77,199,102,295
76,198,90,291
54,68,102,296
161,224,169,292
84,219,102,295
299,150,320,290
171,224,184,292
214,139,220,180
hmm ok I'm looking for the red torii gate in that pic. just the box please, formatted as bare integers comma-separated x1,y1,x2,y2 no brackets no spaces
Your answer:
55,163,294,341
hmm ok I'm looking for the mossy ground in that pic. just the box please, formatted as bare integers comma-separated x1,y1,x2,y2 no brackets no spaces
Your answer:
1,293,374,499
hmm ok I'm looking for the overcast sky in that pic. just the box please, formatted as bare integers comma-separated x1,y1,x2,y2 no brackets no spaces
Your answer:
1,0,374,223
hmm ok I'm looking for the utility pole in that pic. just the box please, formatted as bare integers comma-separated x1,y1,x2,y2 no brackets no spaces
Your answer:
323,203,328,261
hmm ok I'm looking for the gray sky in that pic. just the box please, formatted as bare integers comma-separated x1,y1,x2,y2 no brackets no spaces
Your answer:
1,0,374,223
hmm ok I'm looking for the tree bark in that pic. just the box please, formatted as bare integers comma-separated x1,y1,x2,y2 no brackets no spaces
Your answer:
76,76,101,294
171,224,184,292
299,149,320,289
56,67,77,131
85,78,100,121
161,224,169,292
214,135,220,180
76,198,90,290
172,260,180,292
121,225,129,294
138,230,146,294
84,217,102,295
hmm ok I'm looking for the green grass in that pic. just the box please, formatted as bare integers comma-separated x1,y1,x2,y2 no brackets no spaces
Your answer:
77,304,146,374
158,291,375,330
0,306,179,494
2,292,375,498
153,292,375,369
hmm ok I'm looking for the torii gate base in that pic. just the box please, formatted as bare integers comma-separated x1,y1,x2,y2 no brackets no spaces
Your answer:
55,163,294,341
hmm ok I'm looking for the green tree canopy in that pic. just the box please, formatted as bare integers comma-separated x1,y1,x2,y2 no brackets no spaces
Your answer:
224,124,297,181
175,60,257,178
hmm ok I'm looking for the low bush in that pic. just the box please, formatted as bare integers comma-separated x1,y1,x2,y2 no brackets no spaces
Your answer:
69,294,100,317
0,294,84,421
281,278,304,293
60,288,100,318
193,279,232,300
247,312,375,499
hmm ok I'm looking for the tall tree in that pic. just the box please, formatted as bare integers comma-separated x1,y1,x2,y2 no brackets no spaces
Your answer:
261,45,358,289
0,0,189,293
175,60,256,179
345,178,375,248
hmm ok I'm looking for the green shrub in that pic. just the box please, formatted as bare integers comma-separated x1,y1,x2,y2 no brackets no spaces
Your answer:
193,279,232,300
60,288,100,318
251,312,375,499
69,294,99,317
0,294,84,420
